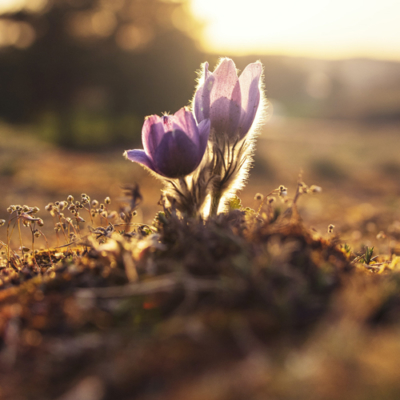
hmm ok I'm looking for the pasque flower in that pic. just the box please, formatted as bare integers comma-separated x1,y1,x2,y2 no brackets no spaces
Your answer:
124,107,210,179
194,58,262,141
192,58,265,216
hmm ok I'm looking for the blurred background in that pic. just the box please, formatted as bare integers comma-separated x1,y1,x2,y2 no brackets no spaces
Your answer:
0,0,400,247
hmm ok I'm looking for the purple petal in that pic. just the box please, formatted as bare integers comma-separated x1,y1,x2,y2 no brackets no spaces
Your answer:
161,115,173,133
194,64,214,123
197,119,211,159
172,107,200,147
238,62,262,139
142,115,164,161
203,62,210,81
124,150,157,173
210,58,241,138
154,130,200,178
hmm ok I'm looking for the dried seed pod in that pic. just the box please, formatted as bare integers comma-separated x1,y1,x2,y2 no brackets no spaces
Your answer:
310,185,322,193
278,185,288,196
376,231,386,240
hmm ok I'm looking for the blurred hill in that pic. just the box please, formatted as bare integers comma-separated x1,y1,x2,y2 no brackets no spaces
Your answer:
0,0,399,149
233,55,400,121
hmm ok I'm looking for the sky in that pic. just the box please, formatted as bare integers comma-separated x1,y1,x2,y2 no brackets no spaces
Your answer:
0,0,399,60
190,0,400,60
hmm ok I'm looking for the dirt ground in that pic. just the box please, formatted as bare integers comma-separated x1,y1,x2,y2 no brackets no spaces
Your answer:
1,118,400,400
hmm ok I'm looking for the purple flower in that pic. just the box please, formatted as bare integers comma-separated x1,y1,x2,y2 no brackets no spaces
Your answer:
124,107,210,179
194,58,262,140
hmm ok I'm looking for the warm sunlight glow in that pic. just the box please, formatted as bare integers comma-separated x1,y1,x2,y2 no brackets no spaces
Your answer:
0,0,23,13
191,0,400,60
0,0,46,13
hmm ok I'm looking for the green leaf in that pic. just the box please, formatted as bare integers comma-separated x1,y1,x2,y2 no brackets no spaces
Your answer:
229,196,242,210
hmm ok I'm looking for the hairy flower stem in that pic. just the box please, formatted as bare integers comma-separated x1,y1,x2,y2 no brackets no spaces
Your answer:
209,190,222,216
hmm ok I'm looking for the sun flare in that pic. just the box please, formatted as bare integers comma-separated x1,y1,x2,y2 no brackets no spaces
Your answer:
191,0,400,60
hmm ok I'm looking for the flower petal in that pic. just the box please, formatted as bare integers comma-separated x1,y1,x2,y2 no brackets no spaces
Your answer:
124,150,157,173
172,107,200,147
194,64,215,123
154,130,200,178
238,62,262,139
161,115,174,133
142,115,164,161
197,119,211,159
210,58,241,138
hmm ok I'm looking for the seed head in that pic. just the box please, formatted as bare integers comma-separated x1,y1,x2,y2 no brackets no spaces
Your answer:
67,195,74,203
0,219,5,226
91,200,99,208
37,219,44,227
310,185,322,193
376,231,386,240
279,185,288,196
254,193,264,201
105,197,111,205
328,224,335,233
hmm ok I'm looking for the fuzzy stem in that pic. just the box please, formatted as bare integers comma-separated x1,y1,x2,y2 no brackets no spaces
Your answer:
209,189,222,216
